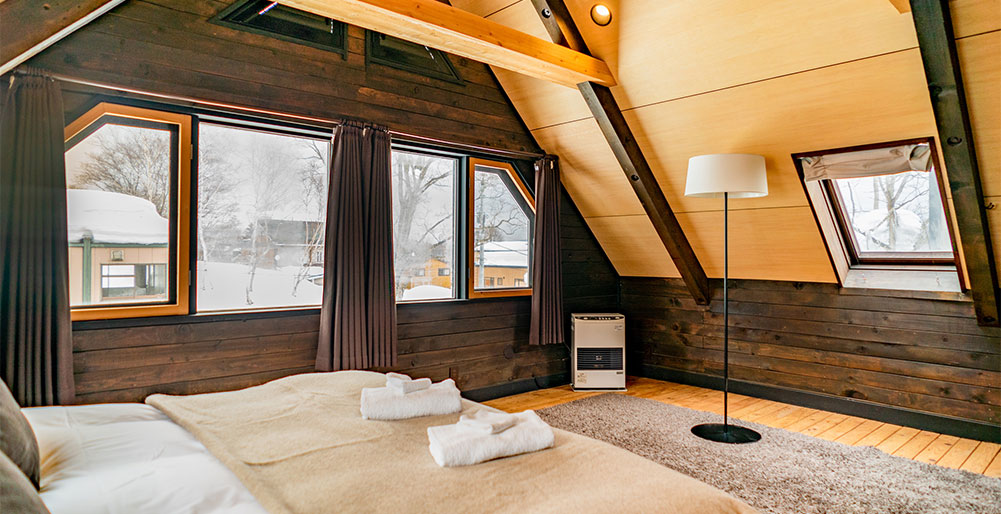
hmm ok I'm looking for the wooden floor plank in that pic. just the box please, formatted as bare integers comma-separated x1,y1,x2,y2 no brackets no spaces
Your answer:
960,442,1001,474
982,448,1001,478
483,376,997,476
893,431,939,460
935,438,982,469
853,423,903,448
834,419,884,446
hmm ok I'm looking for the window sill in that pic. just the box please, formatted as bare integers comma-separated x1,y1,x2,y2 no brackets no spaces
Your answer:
72,296,531,330
842,267,962,294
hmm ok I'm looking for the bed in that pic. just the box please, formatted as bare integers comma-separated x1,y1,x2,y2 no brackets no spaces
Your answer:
21,371,756,513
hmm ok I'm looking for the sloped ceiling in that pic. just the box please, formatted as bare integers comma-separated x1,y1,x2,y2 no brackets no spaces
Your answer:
451,0,1000,283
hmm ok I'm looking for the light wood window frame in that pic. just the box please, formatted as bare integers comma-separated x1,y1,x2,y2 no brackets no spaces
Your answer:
466,158,535,299
65,103,192,320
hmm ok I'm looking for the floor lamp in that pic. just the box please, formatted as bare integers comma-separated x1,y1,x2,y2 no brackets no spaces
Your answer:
685,154,768,444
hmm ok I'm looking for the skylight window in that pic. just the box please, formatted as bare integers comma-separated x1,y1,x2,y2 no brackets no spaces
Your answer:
212,0,346,55
366,31,463,84
796,139,961,283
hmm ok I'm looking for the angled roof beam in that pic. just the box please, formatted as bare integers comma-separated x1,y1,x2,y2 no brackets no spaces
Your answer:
529,0,712,305
910,0,999,326
0,0,125,76
278,0,615,88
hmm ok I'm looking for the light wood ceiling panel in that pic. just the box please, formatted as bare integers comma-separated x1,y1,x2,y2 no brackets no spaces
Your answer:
533,120,644,217
450,0,522,17
586,208,837,282
564,0,922,112
957,32,1000,198
585,215,680,278
951,0,1001,37
677,208,838,283
622,49,936,214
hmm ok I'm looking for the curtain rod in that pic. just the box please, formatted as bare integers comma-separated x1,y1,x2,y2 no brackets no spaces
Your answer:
13,70,545,161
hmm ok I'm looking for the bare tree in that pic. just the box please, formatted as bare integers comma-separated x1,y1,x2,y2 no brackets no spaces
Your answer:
291,139,329,296
74,126,171,217
243,140,294,304
196,135,239,265
392,152,455,295
472,171,529,287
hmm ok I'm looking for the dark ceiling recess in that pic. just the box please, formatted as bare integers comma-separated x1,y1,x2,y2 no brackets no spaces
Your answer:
366,31,463,85
211,0,347,56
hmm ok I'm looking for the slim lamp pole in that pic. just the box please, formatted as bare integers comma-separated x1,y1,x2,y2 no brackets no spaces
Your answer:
688,154,764,444
723,191,729,431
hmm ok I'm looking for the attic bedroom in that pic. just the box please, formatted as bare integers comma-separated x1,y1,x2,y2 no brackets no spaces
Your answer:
0,0,999,512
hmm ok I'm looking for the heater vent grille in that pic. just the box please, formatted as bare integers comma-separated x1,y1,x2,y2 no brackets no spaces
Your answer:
576,348,623,370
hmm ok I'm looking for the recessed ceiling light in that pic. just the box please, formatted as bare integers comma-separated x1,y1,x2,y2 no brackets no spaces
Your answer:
590,4,612,26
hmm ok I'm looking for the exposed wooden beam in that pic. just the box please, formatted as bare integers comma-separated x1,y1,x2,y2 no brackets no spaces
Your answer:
278,0,615,88
910,0,999,326
0,0,124,76
888,0,912,13
530,0,712,305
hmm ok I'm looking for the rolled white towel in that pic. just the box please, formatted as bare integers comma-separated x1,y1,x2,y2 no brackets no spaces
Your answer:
361,379,462,420
386,373,432,394
457,410,518,435
427,410,554,467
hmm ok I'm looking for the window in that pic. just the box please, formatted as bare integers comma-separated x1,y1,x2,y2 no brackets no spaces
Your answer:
211,0,346,55
100,264,167,300
65,103,191,320
468,158,535,298
827,171,953,264
366,31,463,84
795,139,961,291
196,122,331,312
64,99,536,321
392,150,458,302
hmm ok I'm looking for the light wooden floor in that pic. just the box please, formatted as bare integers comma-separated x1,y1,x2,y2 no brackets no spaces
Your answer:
484,377,1001,477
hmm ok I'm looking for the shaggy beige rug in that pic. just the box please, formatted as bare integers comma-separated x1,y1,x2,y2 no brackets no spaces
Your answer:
537,394,1001,514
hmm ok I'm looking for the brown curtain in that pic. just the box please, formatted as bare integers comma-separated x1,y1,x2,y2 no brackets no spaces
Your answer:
316,121,397,371
0,71,75,406
529,156,564,346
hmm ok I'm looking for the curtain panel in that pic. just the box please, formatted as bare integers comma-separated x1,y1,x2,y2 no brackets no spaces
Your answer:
801,144,932,182
0,71,75,406
316,121,397,371
529,156,564,346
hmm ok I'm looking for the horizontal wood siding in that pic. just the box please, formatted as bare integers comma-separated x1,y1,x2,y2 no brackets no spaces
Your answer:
25,0,539,154
620,277,1001,425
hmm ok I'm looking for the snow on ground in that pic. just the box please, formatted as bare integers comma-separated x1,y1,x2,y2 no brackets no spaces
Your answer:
400,285,452,301
67,189,168,244
197,261,323,311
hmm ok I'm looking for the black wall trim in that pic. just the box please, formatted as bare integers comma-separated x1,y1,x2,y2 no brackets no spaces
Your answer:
462,372,570,403
634,364,1001,443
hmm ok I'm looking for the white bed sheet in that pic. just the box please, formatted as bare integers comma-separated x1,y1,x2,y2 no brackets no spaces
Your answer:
22,403,266,514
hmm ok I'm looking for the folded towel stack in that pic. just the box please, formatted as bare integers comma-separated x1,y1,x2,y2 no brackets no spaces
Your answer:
427,410,554,467
385,372,432,394
360,377,462,420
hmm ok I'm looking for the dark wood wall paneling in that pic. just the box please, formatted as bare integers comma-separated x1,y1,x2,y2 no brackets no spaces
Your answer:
25,0,539,154
71,189,617,403
620,277,1001,425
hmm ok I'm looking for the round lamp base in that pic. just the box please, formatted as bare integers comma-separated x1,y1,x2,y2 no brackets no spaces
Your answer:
691,423,761,444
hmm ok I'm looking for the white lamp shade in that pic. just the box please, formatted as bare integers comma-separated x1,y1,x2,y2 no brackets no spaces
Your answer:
685,154,768,199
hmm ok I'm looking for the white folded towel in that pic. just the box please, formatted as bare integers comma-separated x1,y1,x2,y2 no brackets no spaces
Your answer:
360,379,462,420
457,410,518,435
385,372,432,394
427,410,554,467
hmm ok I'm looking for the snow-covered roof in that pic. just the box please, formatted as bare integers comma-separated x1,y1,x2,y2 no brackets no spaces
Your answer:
67,189,169,245
400,285,452,301
477,240,529,268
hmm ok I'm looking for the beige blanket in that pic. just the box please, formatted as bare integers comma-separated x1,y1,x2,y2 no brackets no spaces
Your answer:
146,371,756,514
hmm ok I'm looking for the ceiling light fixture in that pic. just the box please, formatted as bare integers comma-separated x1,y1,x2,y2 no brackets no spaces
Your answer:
590,4,612,26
